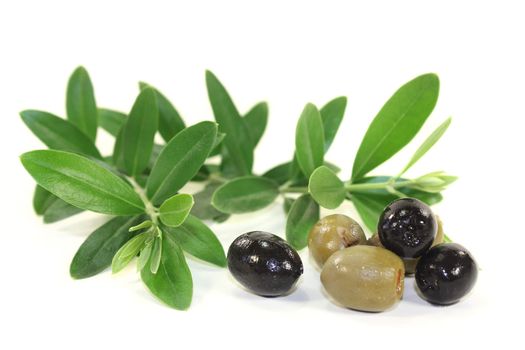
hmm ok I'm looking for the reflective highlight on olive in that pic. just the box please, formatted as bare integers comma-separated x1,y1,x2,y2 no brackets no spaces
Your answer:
227,231,303,297
368,216,445,275
308,214,366,267
321,245,405,312
415,243,478,305
378,198,437,258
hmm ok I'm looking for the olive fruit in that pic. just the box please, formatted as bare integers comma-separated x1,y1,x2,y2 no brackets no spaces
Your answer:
378,198,437,258
308,214,366,267
415,243,478,305
321,245,405,312
369,216,445,275
227,231,303,297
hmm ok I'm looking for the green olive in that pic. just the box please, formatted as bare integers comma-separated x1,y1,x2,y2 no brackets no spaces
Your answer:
368,216,446,275
321,245,404,312
308,214,366,267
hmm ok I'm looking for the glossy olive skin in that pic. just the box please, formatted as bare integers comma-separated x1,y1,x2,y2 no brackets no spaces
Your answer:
415,243,478,305
378,198,437,258
321,245,405,312
369,216,445,274
308,214,366,267
227,231,303,297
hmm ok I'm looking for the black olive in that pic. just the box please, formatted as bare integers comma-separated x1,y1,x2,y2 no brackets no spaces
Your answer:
378,198,437,258
227,231,303,297
415,243,478,305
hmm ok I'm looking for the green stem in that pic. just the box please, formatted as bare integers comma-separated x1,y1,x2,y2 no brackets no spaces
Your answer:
128,176,159,225
345,179,414,192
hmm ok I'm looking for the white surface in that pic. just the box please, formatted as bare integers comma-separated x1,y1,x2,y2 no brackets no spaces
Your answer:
1,0,523,348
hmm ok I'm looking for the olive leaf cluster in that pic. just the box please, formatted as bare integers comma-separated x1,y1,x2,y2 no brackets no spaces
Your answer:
21,67,226,310
208,72,456,248
20,67,456,310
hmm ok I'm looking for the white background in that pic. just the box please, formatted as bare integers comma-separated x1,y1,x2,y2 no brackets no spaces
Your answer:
1,0,523,348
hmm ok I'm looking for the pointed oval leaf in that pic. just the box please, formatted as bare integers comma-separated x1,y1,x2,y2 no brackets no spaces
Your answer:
352,73,440,180
146,121,218,205
320,96,347,152
20,150,145,215
295,103,325,177
70,215,144,279
206,70,253,176
43,198,83,223
211,176,279,214
112,231,149,273
21,110,102,159
283,197,295,214
400,117,452,175
244,102,268,148
285,194,319,249
66,66,98,141
98,108,126,137
190,182,230,222
33,185,57,215
139,82,186,142
262,162,292,186
149,237,163,274
141,233,193,310
122,88,159,177
137,242,153,272
159,193,194,227
163,215,226,267
308,165,346,209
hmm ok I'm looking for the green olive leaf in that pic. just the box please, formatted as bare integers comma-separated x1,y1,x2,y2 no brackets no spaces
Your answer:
33,181,86,223
399,117,452,176
350,176,443,232
141,233,193,310
33,185,58,215
149,236,163,274
112,231,150,273
190,182,230,223
308,165,346,209
112,126,126,170
283,197,295,214
163,215,226,267
43,198,83,223
320,96,347,152
137,242,153,272
139,82,186,142
206,70,253,176
159,194,194,227
244,102,268,148
211,176,279,214
207,132,227,158
285,193,319,249
98,108,126,137
129,220,153,232
352,74,440,180
66,66,98,141
295,103,325,178
146,121,218,205
20,110,102,159
262,162,292,186
122,88,159,177
70,215,144,279
21,150,145,215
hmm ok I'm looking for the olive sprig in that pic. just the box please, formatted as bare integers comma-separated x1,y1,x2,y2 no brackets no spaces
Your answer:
208,72,456,248
20,66,456,310
20,68,226,310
